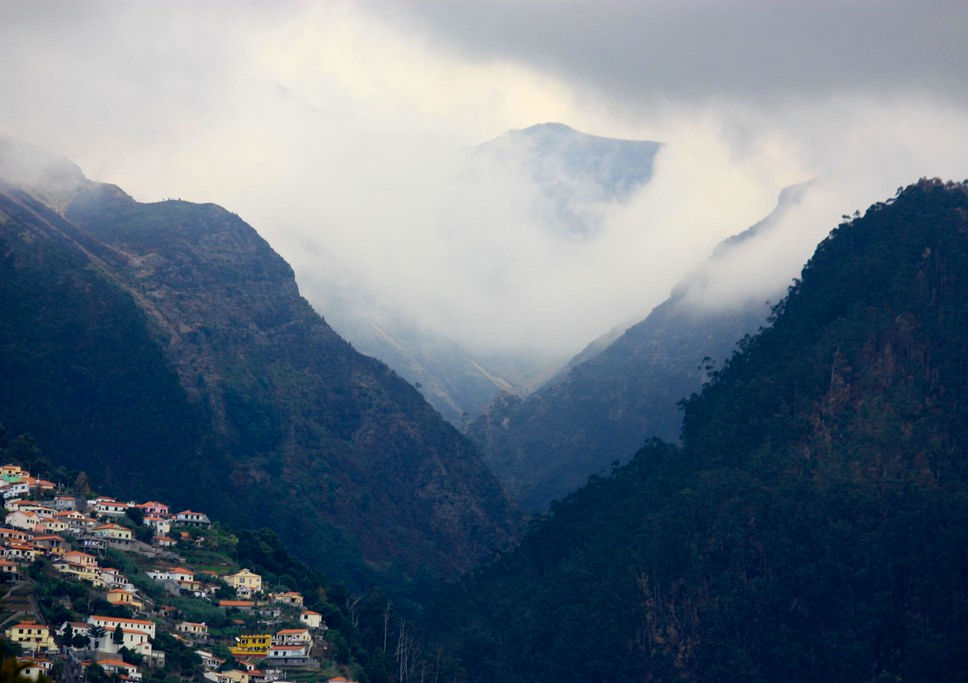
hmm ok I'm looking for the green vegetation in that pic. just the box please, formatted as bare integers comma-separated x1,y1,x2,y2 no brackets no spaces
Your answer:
429,180,968,680
0,432,447,682
0,191,211,509
0,153,519,598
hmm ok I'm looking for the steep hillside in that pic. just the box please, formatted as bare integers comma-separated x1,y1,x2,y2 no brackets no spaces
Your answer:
329,315,523,426
432,180,968,680
470,183,812,510
0,137,519,589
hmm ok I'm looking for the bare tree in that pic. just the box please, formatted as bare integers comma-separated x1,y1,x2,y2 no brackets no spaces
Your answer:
345,595,361,629
395,620,420,682
383,601,392,652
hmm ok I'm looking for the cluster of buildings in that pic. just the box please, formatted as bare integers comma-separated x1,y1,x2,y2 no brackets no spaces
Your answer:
2,480,212,581
0,463,345,681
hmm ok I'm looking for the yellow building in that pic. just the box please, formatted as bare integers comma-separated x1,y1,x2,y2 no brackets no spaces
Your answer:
39,518,68,534
224,568,262,597
0,464,26,477
271,591,304,607
176,621,208,638
5,623,56,652
106,589,143,610
229,634,271,657
94,523,134,542
55,560,104,587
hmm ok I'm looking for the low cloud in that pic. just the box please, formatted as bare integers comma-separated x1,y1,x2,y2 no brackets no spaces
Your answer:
1,1,966,365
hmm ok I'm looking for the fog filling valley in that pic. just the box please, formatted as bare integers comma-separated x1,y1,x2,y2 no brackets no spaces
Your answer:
2,0,967,376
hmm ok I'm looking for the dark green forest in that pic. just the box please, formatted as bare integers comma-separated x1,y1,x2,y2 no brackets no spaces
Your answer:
7,136,968,681
428,180,968,681
0,188,212,500
0,153,519,597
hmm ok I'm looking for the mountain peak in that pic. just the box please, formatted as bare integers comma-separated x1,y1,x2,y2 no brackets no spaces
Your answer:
0,133,90,210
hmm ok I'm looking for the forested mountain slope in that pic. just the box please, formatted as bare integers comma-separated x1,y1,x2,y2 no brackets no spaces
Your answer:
433,180,968,680
469,183,812,510
0,136,519,590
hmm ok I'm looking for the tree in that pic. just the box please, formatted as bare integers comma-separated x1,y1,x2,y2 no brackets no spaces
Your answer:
134,525,153,544
85,663,106,682
88,625,106,652
74,471,91,494
118,646,143,666
124,507,143,527
5,434,41,467
112,624,123,647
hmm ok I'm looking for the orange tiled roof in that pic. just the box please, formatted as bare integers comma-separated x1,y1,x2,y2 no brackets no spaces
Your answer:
90,615,153,626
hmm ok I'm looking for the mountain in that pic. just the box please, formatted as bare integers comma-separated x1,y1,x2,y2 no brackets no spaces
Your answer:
475,122,662,239
323,312,525,426
430,180,968,681
329,123,662,424
0,135,520,589
469,182,815,510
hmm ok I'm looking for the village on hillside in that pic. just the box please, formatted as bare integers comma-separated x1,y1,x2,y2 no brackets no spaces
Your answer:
0,463,357,683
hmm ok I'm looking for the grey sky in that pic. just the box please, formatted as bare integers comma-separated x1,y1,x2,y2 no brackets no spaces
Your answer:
0,1,967,361
374,1,968,108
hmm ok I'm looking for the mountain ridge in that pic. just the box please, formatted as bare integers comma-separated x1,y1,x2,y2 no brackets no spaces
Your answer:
0,135,520,590
468,181,814,510
429,179,968,681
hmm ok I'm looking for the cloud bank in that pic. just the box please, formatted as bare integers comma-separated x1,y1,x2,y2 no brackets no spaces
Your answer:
1,1,966,362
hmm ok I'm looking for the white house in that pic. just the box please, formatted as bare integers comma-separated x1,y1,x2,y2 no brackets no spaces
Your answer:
147,566,195,584
53,496,77,511
173,510,210,526
274,628,312,646
3,482,31,500
266,643,311,665
5,510,41,531
144,515,171,535
16,656,53,682
92,498,130,517
299,610,323,629
96,658,142,681
195,650,224,671
87,615,156,639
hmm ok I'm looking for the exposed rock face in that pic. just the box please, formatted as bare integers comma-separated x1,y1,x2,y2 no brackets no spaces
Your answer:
0,136,519,586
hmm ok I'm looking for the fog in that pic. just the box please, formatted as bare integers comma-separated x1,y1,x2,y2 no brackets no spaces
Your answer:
1,1,967,363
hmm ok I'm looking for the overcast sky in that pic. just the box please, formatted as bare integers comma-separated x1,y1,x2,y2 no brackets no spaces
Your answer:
1,1,967,359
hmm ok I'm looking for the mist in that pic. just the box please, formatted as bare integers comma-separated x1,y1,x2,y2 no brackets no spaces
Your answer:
2,1,967,365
